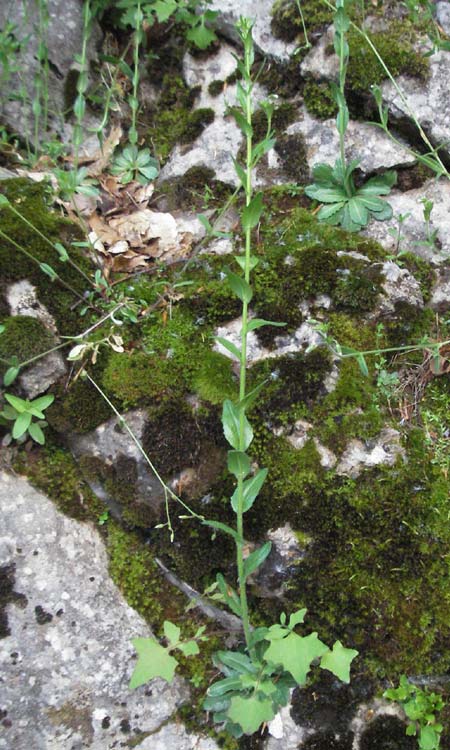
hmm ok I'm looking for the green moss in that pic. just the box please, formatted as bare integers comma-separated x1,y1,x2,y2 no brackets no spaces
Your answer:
107,523,173,626
182,259,242,326
271,0,332,44
346,22,429,93
303,80,338,120
102,349,187,408
192,350,237,404
150,75,214,163
0,179,89,335
252,102,297,142
15,445,104,521
0,315,55,379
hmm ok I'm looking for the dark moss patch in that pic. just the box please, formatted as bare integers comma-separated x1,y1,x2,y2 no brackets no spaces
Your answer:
0,315,55,380
271,0,332,45
256,56,304,98
149,75,214,163
360,715,415,750
249,348,333,425
142,400,224,478
291,670,374,736
0,179,89,335
300,732,353,750
0,564,27,639
157,166,233,212
47,376,112,434
303,80,338,120
274,132,310,183
208,79,224,97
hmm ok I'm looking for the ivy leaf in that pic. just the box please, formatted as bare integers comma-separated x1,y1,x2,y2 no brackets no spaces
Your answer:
320,640,358,683
419,725,439,750
186,20,217,50
228,694,275,735
163,620,180,648
129,637,178,688
288,608,307,629
178,640,200,657
152,0,178,23
265,631,329,686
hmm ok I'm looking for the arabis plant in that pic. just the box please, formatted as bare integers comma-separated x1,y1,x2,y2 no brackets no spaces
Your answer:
128,18,358,738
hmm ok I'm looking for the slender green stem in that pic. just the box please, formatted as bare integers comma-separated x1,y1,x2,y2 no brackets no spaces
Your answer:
6,203,95,288
0,227,86,302
73,0,92,170
129,1,142,146
85,373,205,522
234,28,255,654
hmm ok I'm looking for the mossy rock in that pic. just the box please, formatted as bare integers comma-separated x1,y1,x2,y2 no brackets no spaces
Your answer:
15,445,104,522
46,376,112,434
0,315,56,380
346,22,429,94
303,80,338,120
149,75,215,163
157,166,233,212
271,0,333,44
274,132,310,184
0,179,90,335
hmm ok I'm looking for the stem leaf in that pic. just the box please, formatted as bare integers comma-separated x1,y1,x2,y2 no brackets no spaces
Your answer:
227,450,251,479
247,318,285,332
222,399,253,450
241,192,263,231
224,268,253,303
231,467,268,513
243,541,272,578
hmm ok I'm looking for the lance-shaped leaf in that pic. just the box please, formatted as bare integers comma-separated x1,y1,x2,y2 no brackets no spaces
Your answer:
202,519,243,544
224,267,253,303
243,541,272,578
241,192,263,231
216,336,241,360
228,450,251,479
247,318,285,332
215,573,242,616
222,399,253,450
319,640,358,683
231,468,268,513
129,637,178,688
12,411,32,439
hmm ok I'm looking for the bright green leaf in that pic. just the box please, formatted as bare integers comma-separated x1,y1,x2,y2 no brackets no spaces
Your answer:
319,640,358,683
231,468,268,513
241,193,263,231
12,411,32,439
228,450,251,479
28,421,45,444
129,637,178,688
227,693,275,735
163,620,181,647
265,631,329,685
224,267,253,303
243,541,272,578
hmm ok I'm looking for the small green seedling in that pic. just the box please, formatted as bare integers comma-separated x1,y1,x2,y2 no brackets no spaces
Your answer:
384,675,445,750
111,145,159,185
0,393,54,445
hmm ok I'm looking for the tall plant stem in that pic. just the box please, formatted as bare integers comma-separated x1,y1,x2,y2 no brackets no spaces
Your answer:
234,28,255,654
129,0,143,146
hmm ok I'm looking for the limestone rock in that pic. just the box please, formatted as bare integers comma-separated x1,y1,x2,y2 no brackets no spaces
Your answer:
363,179,450,263
378,261,424,314
0,471,190,750
336,428,404,478
287,107,415,176
381,49,450,159
5,281,66,398
0,0,102,145
209,0,296,60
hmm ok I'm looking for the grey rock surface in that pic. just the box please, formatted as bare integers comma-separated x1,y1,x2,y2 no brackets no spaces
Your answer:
0,471,194,750
209,0,295,60
0,0,102,145
336,428,404,478
436,2,450,34
5,281,67,398
381,49,450,157
363,179,450,263
287,107,415,176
